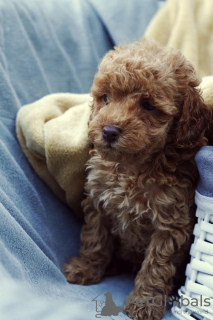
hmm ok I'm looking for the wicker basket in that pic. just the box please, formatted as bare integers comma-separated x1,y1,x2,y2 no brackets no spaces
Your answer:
172,191,213,320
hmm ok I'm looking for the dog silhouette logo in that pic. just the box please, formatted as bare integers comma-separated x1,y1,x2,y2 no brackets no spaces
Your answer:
92,291,122,318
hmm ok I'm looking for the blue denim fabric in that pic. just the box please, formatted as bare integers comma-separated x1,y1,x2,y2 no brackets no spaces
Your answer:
195,146,213,197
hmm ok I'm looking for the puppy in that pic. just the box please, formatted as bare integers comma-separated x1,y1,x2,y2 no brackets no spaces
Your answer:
64,38,211,320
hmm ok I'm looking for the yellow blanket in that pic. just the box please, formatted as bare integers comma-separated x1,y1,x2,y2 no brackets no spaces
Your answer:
16,0,213,217
16,93,91,217
145,0,213,78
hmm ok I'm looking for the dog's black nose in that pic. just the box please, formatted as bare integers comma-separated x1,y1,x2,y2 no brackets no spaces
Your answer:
102,125,120,143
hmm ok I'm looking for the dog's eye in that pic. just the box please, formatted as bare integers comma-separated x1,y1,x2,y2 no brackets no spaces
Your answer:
141,102,155,111
102,94,109,105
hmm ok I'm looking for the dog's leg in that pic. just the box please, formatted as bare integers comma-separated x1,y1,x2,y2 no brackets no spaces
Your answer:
64,196,113,285
124,228,189,320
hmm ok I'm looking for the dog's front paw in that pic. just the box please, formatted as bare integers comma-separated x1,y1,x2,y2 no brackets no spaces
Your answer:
64,256,103,285
124,294,165,320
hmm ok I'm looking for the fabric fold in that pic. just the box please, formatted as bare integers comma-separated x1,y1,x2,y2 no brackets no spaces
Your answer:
145,0,213,77
16,93,91,216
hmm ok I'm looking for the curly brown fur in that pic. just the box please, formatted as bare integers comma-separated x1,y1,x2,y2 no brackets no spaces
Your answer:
64,38,212,320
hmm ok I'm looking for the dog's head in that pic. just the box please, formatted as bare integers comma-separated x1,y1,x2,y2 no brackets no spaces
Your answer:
89,38,211,164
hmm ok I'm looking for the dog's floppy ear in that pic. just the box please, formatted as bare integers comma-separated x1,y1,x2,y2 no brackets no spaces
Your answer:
167,49,211,149
174,85,211,149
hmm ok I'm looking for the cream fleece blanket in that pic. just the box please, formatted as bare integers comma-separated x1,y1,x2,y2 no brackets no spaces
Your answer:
145,0,213,78
16,0,213,216
16,94,91,217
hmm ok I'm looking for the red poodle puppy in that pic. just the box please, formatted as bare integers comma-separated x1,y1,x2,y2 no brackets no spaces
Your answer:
64,38,211,320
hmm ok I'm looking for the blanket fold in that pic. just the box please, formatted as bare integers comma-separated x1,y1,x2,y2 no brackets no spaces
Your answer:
16,0,213,216
145,0,213,78
16,93,91,216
